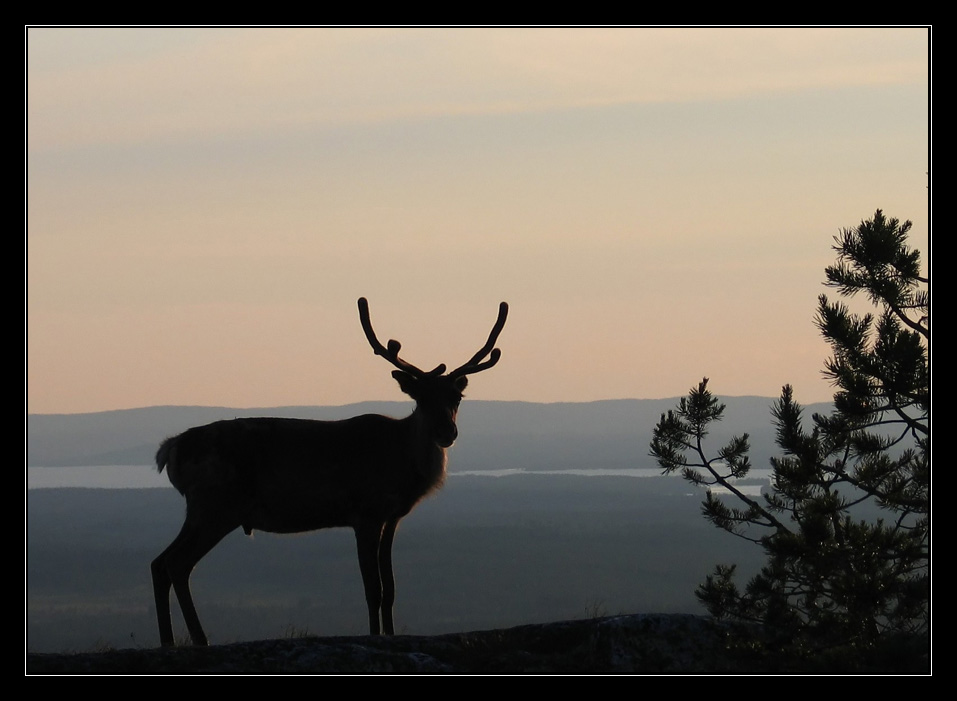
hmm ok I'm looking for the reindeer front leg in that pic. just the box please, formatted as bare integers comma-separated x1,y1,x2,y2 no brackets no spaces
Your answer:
354,521,386,635
378,519,400,635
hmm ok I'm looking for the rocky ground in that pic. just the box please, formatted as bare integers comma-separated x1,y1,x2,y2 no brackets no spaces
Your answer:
26,613,928,675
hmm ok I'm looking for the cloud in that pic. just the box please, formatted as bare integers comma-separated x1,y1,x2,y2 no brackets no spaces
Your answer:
28,27,927,153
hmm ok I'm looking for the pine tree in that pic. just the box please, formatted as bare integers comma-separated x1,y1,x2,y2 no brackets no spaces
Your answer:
650,211,928,665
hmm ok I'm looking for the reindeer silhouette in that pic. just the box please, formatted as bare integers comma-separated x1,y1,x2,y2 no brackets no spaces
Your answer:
151,297,508,646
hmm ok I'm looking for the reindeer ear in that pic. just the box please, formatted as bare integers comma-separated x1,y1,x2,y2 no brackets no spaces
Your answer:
454,376,469,392
392,370,417,396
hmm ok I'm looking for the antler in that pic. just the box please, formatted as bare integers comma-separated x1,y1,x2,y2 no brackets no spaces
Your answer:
358,298,445,377
448,302,509,379
358,298,508,379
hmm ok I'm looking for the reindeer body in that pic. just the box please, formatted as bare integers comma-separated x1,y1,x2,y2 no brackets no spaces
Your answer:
152,298,506,647
158,414,446,535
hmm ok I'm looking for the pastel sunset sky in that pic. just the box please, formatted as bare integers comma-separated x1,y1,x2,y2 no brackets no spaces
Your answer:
26,27,929,414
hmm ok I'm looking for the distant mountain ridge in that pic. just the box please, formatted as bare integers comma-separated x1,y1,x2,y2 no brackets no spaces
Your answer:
26,397,833,469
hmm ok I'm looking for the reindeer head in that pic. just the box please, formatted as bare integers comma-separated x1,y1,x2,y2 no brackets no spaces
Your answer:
358,297,508,448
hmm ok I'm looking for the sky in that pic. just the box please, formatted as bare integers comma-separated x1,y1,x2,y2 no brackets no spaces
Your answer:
26,27,930,415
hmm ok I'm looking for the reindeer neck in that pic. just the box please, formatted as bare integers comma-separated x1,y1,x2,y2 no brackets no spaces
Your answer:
404,406,449,483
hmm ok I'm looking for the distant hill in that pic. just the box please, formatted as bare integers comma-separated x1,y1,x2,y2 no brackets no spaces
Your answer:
26,397,833,469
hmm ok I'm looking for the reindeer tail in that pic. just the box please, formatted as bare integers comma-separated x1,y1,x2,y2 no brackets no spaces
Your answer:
155,436,175,474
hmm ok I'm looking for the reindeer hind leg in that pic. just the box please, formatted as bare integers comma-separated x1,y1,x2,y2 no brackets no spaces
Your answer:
160,498,240,646
151,540,180,647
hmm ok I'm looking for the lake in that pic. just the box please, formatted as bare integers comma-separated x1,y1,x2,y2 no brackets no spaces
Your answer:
26,465,772,494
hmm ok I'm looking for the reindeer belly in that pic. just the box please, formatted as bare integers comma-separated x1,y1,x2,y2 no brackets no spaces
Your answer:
242,480,418,534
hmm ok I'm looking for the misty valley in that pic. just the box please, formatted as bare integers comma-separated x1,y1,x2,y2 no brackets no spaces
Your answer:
26,399,810,652
27,471,767,652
